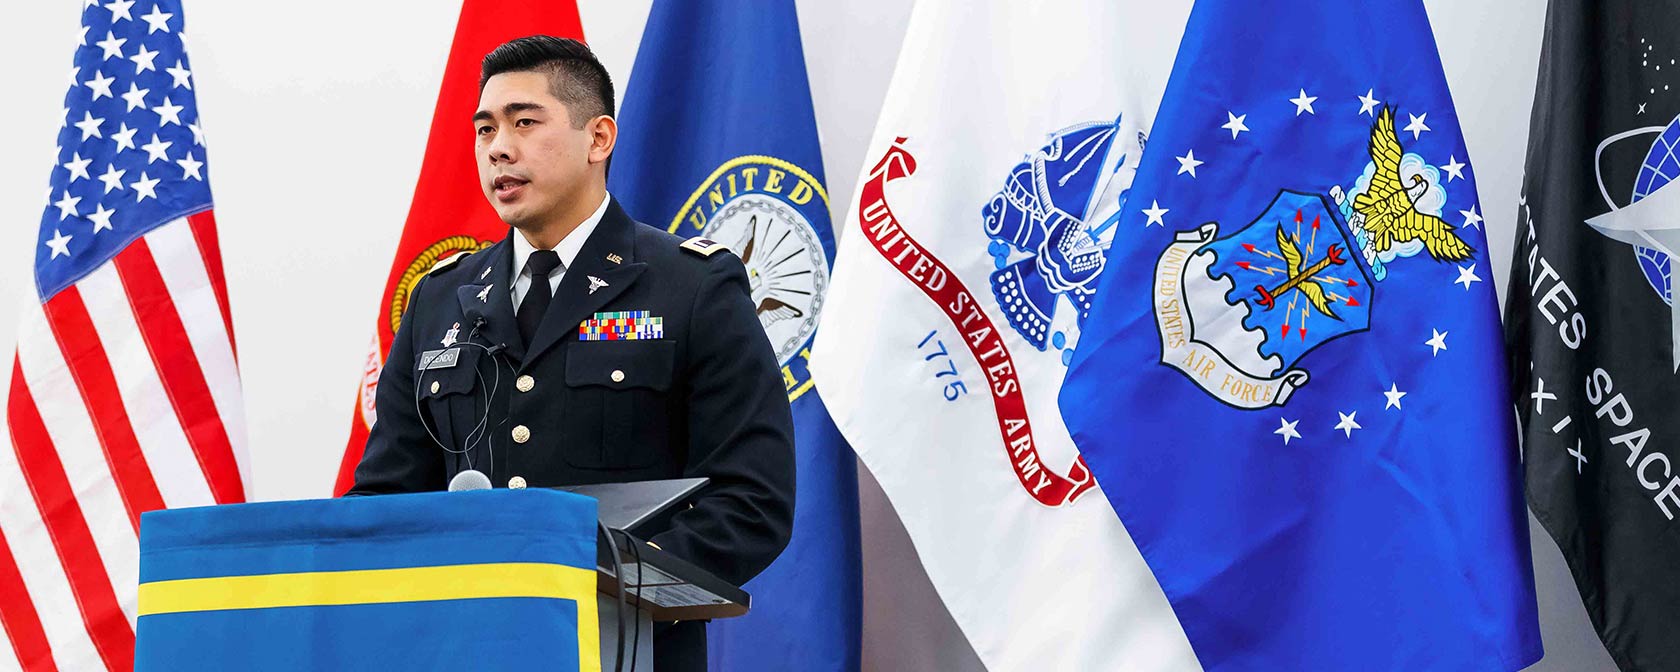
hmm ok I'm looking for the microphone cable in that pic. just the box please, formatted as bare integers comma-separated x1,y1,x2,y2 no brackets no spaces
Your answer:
614,528,647,672
600,520,629,672
414,319,509,482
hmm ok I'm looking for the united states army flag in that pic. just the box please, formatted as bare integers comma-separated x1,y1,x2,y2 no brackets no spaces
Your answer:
809,2,1200,668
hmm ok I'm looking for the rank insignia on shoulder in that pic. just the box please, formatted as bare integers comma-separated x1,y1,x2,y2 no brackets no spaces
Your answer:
429,251,472,275
680,237,728,257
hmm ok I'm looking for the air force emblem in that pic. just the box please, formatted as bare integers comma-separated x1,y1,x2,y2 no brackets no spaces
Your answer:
1155,191,1374,409
1151,106,1484,408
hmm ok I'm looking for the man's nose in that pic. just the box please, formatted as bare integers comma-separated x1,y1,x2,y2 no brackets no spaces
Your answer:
486,131,515,164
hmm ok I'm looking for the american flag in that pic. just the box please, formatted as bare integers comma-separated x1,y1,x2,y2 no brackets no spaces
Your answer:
1,2,247,670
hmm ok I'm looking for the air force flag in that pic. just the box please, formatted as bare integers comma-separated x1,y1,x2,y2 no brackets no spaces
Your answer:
609,1,861,669
1059,1,1543,669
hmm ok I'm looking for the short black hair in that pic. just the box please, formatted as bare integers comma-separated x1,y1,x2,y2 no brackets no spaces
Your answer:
479,35,614,128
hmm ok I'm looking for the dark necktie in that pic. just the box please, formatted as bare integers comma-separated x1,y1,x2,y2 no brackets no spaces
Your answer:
517,250,562,346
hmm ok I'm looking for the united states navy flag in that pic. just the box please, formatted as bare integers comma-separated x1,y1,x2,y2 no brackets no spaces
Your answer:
1059,1,1543,668
609,2,861,669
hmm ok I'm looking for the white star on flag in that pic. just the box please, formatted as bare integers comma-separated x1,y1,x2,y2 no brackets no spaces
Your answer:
97,164,126,193
120,82,150,111
130,171,159,202
87,203,117,233
1404,112,1431,139
84,70,116,100
1275,417,1301,445
1143,200,1169,227
153,96,185,126
1440,155,1465,182
1358,88,1380,116
141,133,173,164
53,191,82,220
94,31,127,59
45,229,73,258
1289,88,1318,115
1460,205,1483,229
176,152,203,180
166,60,193,89
74,111,105,140
1222,111,1249,139
140,5,174,34
130,44,159,73
104,0,136,22
111,122,139,152
1335,411,1362,438
1426,329,1449,356
1384,383,1407,410
62,152,93,182
1455,264,1481,290
1175,149,1203,177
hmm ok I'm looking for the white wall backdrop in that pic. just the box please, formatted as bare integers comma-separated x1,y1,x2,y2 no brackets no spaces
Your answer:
0,1,1617,670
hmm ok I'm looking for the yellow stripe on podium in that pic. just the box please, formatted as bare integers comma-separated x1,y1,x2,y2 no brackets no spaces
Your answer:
138,562,600,671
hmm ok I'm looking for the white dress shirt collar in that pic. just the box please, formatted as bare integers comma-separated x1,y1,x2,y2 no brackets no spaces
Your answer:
511,191,611,305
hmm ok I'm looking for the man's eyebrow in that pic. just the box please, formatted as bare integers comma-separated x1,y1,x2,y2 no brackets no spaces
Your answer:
471,102,546,125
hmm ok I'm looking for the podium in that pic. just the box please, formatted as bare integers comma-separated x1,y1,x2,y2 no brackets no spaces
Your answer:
134,487,749,672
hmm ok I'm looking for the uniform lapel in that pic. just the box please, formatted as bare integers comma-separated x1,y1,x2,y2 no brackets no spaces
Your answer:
523,199,648,368
454,236,524,362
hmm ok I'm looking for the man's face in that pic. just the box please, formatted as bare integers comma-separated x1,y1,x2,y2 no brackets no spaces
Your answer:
473,71,596,231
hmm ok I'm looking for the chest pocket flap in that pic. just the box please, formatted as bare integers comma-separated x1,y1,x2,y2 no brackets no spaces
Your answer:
565,340,675,391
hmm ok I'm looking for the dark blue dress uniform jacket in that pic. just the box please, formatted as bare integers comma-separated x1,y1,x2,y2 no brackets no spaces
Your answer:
348,199,795,669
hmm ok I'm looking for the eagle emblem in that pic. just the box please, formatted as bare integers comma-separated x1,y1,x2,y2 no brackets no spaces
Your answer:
1346,107,1474,263
736,219,806,327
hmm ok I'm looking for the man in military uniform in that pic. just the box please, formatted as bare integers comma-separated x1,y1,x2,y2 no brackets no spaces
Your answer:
347,36,795,670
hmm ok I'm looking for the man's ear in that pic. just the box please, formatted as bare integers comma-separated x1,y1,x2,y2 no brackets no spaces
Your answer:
588,115,617,166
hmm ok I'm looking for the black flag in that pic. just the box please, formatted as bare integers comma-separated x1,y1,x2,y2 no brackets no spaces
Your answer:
1508,1,1680,670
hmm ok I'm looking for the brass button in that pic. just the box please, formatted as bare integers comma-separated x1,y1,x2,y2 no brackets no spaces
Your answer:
429,381,440,394
508,476,527,489
610,369,625,383
512,425,531,444
516,375,535,392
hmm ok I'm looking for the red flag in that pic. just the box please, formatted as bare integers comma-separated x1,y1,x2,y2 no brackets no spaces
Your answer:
333,1,585,495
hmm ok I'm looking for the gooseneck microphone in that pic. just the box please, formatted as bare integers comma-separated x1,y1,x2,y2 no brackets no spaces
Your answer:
448,469,491,491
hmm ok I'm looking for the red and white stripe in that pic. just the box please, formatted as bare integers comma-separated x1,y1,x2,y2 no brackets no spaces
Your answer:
1,213,247,672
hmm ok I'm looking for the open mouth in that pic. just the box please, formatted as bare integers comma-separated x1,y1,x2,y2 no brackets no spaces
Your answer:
492,175,528,201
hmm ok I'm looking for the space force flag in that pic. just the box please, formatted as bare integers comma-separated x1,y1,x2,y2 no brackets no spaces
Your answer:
1060,0,1543,669
134,490,600,671
1509,0,1680,668
608,1,861,669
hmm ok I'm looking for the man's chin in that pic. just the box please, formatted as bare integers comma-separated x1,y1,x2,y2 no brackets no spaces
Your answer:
495,207,534,230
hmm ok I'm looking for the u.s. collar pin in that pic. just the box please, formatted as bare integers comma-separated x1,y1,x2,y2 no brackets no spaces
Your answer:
480,265,493,280
606,253,623,265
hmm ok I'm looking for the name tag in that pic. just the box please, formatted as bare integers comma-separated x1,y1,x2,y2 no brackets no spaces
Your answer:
418,348,462,370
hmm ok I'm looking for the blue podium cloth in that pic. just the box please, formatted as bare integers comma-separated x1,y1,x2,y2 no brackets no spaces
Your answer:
135,490,600,671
